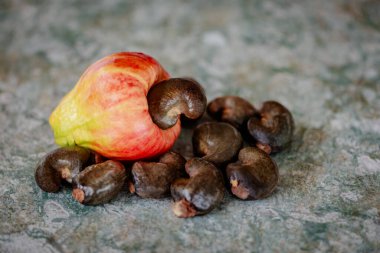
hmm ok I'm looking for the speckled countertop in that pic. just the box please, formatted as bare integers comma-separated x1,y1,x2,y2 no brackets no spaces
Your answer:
0,0,379,252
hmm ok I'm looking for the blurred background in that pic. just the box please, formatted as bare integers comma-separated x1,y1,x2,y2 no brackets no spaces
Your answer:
0,0,379,252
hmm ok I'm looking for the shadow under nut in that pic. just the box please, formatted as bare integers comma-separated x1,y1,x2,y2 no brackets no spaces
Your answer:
131,152,186,198
72,160,127,205
147,78,207,130
226,147,279,200
192,122,243,165
207,96,258,129
247,101,294,153
35,146,91,192
171,158,225,218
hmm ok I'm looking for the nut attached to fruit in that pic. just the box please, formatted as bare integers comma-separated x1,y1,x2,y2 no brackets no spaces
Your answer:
72,160,127,205
49,52,181,160
192,122,243,166
130,151,186,198
171,158,225,218
207,96,257,129
247,101,294,154
35,146,91,192
147,78,207,130
226,147,279,200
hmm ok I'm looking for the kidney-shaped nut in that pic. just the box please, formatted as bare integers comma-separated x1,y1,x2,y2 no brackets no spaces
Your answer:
72,160,126,205
148,78,207,130
35,146,91,192
192,122,243,166
247,101,294,154
130,152,186,198
171,158,225,218
207,96,258,129
226,147,279,200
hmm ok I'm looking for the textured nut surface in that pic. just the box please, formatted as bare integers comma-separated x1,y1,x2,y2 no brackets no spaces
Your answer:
247,101,294,154
148,78,207,129
73,160,126,205
207,96,257,129
226,147,279,200
35,146,91,192
131,152,186,198
192,122,243,165
171,158,225,218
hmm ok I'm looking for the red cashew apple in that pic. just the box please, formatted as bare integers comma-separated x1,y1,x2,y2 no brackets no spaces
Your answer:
49,52,205,160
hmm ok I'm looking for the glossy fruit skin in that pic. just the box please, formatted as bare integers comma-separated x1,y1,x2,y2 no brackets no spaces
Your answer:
35,146,91,192
73,160,127,205
49,52,181,161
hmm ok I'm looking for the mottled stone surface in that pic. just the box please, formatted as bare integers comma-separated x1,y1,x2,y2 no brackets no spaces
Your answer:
1,0,379,252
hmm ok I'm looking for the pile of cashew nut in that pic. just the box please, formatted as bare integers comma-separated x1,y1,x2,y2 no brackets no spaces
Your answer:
35,78,294,218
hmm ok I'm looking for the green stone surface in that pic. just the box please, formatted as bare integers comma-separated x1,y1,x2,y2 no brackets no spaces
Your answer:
1,0,379,252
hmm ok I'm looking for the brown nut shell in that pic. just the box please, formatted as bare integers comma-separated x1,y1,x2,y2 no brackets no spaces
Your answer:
147,78,207,129
131,152,186,198
247,101,294,154
35,146,91,192
171,158,225,218
207,96,258,129
226,147,279,200
192,122,243,166
72,160,126,205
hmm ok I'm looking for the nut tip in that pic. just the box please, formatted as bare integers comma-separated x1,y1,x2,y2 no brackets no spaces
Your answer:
256,143,272,154
72,188,85,203
128,181,135,194
60,167,71,180
231,184,250,200
172,199,197,218
230,179,239,187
